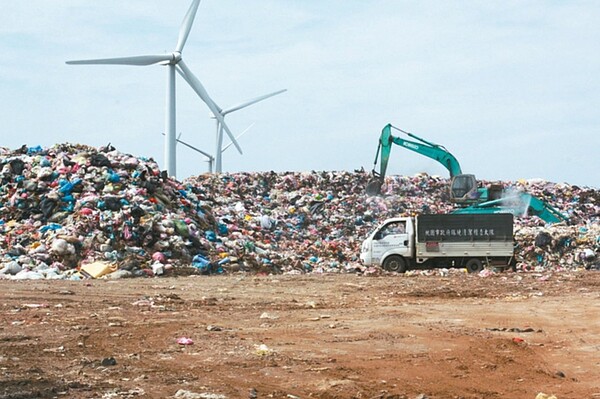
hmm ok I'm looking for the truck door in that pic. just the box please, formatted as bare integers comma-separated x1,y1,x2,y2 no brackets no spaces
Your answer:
371,221,409,262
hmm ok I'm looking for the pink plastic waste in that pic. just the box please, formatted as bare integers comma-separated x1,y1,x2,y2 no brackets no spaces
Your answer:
177,337,194,345
152,252,166,263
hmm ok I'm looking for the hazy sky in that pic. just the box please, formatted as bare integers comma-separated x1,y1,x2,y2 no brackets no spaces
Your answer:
1,1,598,188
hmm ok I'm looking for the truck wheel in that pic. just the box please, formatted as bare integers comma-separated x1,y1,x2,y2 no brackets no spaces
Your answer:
383,255,407,273
465,258,483,273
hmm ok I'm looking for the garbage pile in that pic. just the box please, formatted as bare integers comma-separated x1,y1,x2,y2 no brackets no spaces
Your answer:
186,172,599,274
510,179,600,271
0,144,216,280
0,143,598,279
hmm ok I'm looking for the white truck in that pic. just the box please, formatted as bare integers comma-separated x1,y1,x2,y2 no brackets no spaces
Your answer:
360,213,515,273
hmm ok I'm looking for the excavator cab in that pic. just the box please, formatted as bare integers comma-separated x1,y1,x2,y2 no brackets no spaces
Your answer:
450,174,479,203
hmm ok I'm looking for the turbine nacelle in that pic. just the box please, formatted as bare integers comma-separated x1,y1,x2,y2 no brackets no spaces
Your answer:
170,51,183,65
158,52,183,66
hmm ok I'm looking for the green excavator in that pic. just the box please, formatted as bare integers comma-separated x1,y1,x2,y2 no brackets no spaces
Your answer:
366,124,568,224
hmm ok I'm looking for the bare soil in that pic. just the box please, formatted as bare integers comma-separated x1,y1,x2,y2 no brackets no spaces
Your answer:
1,271,599,399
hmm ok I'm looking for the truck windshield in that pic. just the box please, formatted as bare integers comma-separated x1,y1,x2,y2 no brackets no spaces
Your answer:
380,221,406,237
369,226,383,238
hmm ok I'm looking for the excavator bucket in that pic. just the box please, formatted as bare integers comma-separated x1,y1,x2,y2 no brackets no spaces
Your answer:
366,171,383,196
366,179,382,196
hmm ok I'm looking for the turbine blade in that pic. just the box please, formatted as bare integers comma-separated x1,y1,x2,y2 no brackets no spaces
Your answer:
66,54,172,66
223,89,287,115
176,0,201,52
176,62,223,115
215,113,243,155
175,65,195,88
177,61,243,155
161,132,213,160
223,123,255,153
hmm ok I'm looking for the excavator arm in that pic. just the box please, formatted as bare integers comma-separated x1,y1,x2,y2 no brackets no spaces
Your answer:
367,124,476,199
375,124,463,177
452,193,568,224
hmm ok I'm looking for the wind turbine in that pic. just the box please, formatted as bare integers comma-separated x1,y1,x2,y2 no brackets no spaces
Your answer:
176,72,286,172
66,0,241,178
212,89,287,173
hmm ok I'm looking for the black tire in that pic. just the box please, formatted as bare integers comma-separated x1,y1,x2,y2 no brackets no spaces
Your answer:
509,258,517,272
465,258,484,273
383,255,407,273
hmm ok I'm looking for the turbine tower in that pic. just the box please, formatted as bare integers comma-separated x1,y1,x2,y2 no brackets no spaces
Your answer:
66,0,241,178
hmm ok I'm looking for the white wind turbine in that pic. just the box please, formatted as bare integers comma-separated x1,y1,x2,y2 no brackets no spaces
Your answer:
176,72,286,172
212,89,287,173
66,0,242,178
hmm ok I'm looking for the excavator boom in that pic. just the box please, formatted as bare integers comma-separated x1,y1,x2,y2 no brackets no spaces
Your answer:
367,124,477,200
373,124,463,178
452,193,568,223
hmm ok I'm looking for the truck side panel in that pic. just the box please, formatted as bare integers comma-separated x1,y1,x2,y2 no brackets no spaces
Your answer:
416,241,513,259
417,214,513,243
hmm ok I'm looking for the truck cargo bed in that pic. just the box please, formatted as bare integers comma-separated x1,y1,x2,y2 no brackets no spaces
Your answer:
417,214,513,243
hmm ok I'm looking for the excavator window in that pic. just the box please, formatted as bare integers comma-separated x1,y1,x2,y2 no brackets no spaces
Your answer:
451,174,476,200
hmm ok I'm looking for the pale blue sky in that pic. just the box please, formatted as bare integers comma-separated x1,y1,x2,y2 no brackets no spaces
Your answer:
1,1,598,187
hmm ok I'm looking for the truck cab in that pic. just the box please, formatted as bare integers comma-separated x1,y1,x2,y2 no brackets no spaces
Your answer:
360,217,414,272
361,213,515,273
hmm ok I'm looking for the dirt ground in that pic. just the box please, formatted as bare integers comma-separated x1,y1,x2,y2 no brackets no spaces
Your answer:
0,271,599,399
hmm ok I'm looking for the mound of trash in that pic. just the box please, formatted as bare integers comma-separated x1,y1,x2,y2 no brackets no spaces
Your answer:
0,144,598,279
187,171,599,274
0,144,215,279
